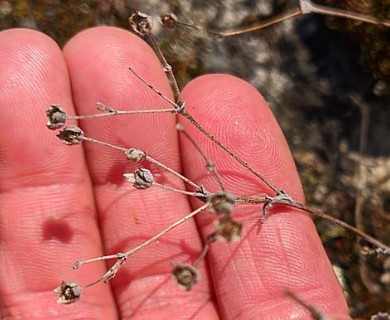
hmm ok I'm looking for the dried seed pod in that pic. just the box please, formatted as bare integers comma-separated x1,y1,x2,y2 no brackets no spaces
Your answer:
123,168,154,189
159,13,178,29
46,104,67,130
125,148,146,162
171,263,199,291
215,216,242,242
208,191,236,215
57,126,84,145
54,281,82,304
129,11,152,36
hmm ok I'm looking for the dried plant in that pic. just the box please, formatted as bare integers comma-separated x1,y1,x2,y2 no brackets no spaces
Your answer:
43,8,390,318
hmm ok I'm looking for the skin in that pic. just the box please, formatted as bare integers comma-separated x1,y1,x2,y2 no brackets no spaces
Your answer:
0,26,350,319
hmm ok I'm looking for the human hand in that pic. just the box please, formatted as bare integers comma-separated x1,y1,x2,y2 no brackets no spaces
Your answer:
0,26,349,319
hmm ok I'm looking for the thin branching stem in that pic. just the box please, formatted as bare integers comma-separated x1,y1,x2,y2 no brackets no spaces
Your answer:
176,8,302,37
146,34,182,100
177,124,225,190
128,66,179,111
284,202,390,253
152,181,209,197
300,0,390,27
181,110,280,194
75,203,210,268
145,154,201,190
80,136,201,190
82,136,127,152
127,66,281,194
193,243,210,267
67,108,176,120
170,0,388,39
124,202,209,257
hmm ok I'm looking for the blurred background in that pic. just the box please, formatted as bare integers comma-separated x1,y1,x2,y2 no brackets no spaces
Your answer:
1,0,389,317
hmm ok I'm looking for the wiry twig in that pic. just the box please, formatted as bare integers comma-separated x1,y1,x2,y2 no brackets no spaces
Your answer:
349,93,382,294
176,123,225,191
159,0,389,38
68,202,210,294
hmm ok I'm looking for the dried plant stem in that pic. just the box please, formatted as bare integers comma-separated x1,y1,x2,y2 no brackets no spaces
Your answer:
349,94,381,293
152,181,208,197
126,51,390,254
146,34,182,101
234,193,390,252
175,8,302,37
235,196,268,204
145,154,201,190
181,110,280,194
67,107,176,120
75,203,210,269
81,135,201,190
300,0,390,27
124,202,209,256
193,243,211,267
170,0,388,39
177,123,225,190
82,136,128,152
285,202,390,253
127,65,280,194
128,66,180,112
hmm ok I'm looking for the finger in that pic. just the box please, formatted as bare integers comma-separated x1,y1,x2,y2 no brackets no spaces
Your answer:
63,27,219,319
0,29,117,318
179,75,350,319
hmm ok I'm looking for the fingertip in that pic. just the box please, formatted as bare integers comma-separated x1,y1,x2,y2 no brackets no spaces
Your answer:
0,27,59,49
0,28,75,186
63,26,163,92
62,26,176,184
181,73,303,200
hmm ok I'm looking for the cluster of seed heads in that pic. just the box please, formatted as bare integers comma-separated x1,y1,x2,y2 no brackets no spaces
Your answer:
47,8,390,312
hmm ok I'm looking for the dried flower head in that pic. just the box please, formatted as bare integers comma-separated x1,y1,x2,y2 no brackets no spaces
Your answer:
54,281,82,304
171,263,199,291
57,126,84,145
159,13,178,29
125,148,146,162
46,104,67,130
208,191,236,215
129,11,152,36
124,168,154,189
215,216,242,242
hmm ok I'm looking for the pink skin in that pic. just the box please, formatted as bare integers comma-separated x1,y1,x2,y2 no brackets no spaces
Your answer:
0,27,350,319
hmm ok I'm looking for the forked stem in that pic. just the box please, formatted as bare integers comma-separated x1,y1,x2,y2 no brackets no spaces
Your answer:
75,203,210,269
81,135,201,190
181,109,280,194
163,0,388,38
